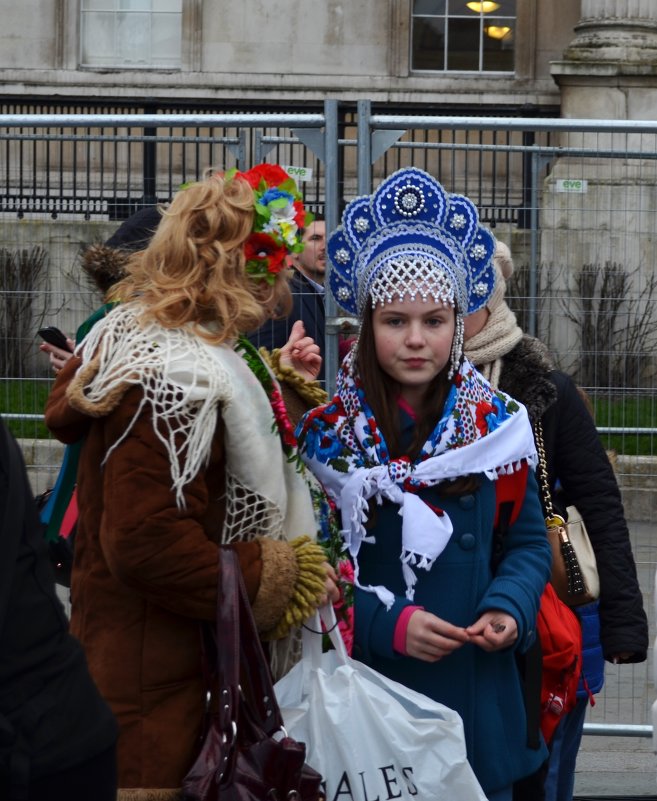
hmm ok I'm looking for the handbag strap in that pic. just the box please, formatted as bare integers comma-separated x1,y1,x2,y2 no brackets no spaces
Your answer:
533,423,588,599
533,420,563,525
216,548,285,739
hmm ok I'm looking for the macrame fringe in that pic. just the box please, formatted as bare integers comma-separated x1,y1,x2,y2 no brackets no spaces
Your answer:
263,535,327,641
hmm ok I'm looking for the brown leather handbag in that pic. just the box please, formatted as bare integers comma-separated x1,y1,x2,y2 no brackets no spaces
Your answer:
182,549,324,801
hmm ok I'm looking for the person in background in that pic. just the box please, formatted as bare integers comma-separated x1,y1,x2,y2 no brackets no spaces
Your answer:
39,205,163,373
38,206,165,589
44,165,338,796
0,416,118,801
249,216,327,381
296,168,551,801
463,240,648,801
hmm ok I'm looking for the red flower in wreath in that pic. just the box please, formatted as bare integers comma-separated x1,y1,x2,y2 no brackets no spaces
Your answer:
239,163,291,190
269,386,297,450
334,559,355,655
244,233,288,278
293,199,307,228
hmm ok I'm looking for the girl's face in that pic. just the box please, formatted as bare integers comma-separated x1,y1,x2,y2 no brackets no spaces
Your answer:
372,296,456,411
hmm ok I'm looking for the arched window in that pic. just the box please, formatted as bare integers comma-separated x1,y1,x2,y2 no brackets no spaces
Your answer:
80,0,182,69
412,0,516,72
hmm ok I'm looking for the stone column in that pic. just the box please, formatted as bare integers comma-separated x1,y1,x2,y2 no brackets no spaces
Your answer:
561,0,657,70
539,1,657,373
552,0,657,118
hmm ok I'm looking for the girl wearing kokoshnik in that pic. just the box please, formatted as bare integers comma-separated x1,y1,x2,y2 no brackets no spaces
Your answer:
295,167,551,801
45,165,338,798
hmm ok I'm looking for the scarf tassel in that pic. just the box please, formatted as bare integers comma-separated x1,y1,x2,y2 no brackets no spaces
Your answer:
401,561,418,601
400,548,437,571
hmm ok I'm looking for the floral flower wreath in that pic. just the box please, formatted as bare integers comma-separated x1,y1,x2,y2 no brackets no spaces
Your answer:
225,163,314,284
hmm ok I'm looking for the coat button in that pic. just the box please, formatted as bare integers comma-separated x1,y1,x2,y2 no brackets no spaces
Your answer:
459,533,476,550
459,494,475,510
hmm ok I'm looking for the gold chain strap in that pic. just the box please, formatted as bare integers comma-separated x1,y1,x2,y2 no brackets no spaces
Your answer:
534,420,567,528
533,419,554,518
535,422,587,599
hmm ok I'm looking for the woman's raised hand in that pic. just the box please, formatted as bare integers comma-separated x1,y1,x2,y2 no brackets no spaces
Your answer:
278,320,322,381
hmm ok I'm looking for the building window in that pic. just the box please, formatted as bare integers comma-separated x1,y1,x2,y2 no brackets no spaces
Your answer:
80,0,182,69
412,0,515,73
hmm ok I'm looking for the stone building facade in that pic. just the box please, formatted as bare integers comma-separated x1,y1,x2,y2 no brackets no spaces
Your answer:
0,0,581,113
3,1,657,386
1,2,655,121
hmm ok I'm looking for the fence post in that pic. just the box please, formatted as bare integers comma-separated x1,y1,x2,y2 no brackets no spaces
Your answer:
323,99,340,398
357,99,372,195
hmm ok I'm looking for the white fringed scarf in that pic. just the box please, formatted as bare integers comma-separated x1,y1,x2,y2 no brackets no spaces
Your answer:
72,302,318,545
296,352,537,607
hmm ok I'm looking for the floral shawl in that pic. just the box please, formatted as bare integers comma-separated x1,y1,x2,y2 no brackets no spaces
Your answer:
295,352,538,607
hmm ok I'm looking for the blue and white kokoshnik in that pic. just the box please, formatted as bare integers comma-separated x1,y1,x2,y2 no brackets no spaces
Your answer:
327,167,498,316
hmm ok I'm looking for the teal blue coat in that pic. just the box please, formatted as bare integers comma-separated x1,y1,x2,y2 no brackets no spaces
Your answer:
353,467,550,795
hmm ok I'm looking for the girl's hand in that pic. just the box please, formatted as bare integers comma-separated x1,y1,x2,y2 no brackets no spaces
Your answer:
278,320,322,382
319,561,340,607
466,611,517,652
406,610,470,663
40,340,75,374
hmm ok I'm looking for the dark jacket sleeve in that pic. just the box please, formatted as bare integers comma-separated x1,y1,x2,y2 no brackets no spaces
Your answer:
248,273,308,353
43,354,91,444
541,371,648,663
248,312,295,354
0,418,117,783
248,273,326,382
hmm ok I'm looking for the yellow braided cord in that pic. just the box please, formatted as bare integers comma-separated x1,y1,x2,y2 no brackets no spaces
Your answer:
266,348,328,407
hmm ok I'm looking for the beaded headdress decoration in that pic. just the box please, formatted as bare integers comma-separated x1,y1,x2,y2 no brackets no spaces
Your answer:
224,163,313,284
328,167,497,375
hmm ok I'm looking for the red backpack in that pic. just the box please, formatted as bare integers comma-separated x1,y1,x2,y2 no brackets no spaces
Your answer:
537,582,582,742
494,468,582,745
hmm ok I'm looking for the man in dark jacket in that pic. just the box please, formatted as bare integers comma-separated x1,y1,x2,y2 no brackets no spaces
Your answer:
249,218,327,381
463,241,648,801
0,417,118,801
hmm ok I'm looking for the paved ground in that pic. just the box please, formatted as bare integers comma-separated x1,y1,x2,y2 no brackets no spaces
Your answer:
575,735,655,798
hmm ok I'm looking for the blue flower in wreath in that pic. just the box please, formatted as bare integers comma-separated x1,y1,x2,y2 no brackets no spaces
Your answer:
261,187,295,207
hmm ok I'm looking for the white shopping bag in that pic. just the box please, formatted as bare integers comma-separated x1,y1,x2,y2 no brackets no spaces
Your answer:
274,608,486,801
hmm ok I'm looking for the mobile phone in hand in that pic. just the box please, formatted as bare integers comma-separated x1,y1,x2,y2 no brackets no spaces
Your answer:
37,326,73,352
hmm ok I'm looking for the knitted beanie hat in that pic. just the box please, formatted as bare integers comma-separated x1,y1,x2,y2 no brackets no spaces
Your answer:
81,206,163,294
485,239,514,313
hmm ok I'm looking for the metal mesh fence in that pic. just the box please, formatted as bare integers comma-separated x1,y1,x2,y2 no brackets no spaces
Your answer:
1,108,655,743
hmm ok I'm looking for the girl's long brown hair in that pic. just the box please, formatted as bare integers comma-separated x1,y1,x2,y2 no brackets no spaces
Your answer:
109,173,291,345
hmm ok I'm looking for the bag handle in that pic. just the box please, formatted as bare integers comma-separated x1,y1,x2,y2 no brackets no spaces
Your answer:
302,606,349,668
216,548,285,739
